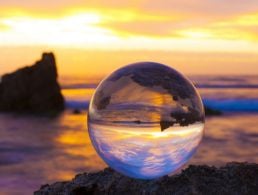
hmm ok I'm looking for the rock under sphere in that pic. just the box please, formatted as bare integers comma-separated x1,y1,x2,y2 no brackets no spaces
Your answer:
35,162,258,195
0,52,64,115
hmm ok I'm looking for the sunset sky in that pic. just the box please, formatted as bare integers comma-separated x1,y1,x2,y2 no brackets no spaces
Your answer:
0,0,258,76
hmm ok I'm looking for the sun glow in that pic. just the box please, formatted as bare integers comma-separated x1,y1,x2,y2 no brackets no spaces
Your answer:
0,12,119,46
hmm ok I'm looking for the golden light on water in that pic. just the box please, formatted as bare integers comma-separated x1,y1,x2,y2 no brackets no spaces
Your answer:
57,130,87,145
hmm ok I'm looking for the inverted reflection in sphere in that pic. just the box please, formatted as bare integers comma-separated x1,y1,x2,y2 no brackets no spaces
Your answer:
88,62,205,179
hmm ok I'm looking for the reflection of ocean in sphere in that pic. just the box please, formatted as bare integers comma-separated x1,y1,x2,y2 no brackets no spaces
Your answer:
88,62,205,179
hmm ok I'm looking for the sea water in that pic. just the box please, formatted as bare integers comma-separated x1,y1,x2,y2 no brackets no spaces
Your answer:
0,75,258,194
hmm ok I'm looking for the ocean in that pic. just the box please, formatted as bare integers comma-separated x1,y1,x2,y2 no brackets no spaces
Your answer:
0,75,258,194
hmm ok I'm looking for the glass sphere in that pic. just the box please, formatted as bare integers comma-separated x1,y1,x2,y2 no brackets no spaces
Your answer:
88,62,205,179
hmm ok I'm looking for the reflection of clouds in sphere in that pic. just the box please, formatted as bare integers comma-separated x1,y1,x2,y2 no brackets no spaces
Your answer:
88,62,205,179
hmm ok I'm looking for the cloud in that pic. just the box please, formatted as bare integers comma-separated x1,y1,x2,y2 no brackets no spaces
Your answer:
0,0,258,50
136,0,258,16
95,9,258,42
1,0,258,18
177,12,258,41
0,23,9,31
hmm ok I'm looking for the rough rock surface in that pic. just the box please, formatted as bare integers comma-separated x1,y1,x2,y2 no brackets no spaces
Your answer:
0,53,64,115
35,162,258,195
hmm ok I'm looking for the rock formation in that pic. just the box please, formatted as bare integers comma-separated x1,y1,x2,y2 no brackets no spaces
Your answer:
0,53,64,115
35,162,258,195
205,106,222,116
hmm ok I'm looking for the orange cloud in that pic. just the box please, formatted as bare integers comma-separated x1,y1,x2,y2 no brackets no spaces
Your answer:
0,1,258,52
1,1,258,77
173,11,258,42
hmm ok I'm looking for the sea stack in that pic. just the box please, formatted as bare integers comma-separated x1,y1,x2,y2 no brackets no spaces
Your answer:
0,52,64,115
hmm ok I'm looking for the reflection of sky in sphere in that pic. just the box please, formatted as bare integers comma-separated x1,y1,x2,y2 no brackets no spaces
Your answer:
88,62,205,179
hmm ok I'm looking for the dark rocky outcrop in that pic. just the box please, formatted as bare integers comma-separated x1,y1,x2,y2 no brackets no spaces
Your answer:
73,109,82,115
35,162,258,195
160,106,222,131
0,53,64,115
205,106,222,116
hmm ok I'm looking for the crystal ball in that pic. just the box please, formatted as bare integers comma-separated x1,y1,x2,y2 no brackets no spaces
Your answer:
88,62,205,179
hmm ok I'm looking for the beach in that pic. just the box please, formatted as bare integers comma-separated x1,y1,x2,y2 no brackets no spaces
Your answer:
1,0,258,193
0,75,258,194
